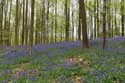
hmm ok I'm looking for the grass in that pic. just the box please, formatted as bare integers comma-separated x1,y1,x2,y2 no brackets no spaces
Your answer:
0,38,125,83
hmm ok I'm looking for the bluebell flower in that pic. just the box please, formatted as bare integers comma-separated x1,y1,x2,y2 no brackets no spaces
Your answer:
18,71,27,77
29,77,37,81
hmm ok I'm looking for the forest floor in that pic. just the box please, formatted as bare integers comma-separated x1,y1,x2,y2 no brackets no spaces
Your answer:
0,36,125,83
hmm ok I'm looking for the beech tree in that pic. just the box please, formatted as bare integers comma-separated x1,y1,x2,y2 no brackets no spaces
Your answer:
79,0,89,48
30,0,35,46
0,0,124,47
103,0,107,49
121,0,125,36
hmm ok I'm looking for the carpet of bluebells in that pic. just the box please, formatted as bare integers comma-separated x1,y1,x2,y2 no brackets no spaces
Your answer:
0,36,125,83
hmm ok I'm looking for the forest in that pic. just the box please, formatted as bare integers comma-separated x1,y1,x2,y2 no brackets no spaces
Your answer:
0,0,125,83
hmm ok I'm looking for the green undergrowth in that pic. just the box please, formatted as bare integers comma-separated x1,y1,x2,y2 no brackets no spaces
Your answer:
0,46,125,83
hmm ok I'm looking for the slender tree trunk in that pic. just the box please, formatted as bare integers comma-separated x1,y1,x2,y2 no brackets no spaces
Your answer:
107,0,111,37
0,1,5,46
79,0,89,48
78,2,81,40
46,0,50,43
115,7,118,35
25,0,28,45
51,5,54,43
29,0,35,55
39,7,42,44
18,1,22,45
30,0,35,46
8,0,12,46
121,0,124,36
15,0,19,46
97,0,99,38
72,10,74,41
55,0,57,42
22,0,25,45
60,26,63,42
41,0,45,44
78,16,81,40
51,18,54,43
94,0,97,39
65,0,70,41
103,0,107,49
112,5,114,37
3,0,9,46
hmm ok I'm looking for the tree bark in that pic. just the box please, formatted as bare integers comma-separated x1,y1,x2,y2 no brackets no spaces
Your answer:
121,0,124,36
30,0,35,46
103,0,107,49
79,0,89,48
15,0,19,46
22,0,25,45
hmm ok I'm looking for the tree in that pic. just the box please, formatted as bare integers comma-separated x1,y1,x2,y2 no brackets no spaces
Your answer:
71,1,74,41
15,0,19,45
121,0,124,36
25,0,28,45
65,0,70,41
1,0,125,46
107,0,111,37
103,0,107,49
0,0,4,46
79,0,89,48
22,0,25,45
97,0,100,38
94,0,97,39
55,0,57,42
78,0,82,40
46,0,50,43
41,0,46,44
30,0,35,46
8,0,12,45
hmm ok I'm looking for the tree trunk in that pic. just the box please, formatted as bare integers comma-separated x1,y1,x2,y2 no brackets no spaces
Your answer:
46,0,50,43
65,0,70,41
15,0,19,46
55,0,57,42
121,0,124,36
107,0,111,37
103,0,107,49
22,0,25,45
8,0,12,46
94,0,97,39
97,0,100,38
25,0,28,45
79,0,89,48
29,0,35,55
30,0,35,46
